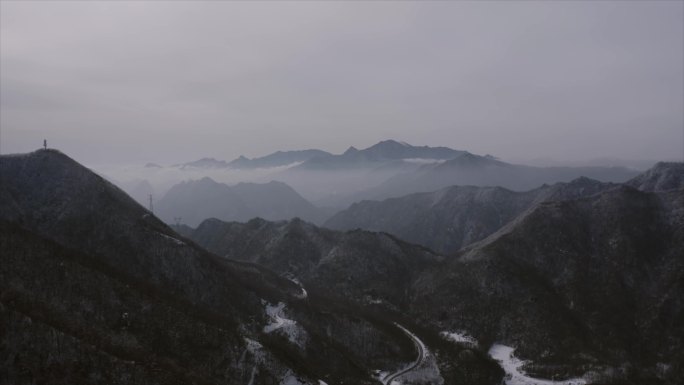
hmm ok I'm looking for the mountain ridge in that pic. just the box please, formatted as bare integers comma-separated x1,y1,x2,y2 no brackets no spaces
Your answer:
156,176,328,226
325,176,616,254
1,149,502,384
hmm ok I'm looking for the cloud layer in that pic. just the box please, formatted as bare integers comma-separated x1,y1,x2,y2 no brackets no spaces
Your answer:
1,1,682,164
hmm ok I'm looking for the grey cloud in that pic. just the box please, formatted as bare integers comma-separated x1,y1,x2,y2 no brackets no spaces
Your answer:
1,1,682,165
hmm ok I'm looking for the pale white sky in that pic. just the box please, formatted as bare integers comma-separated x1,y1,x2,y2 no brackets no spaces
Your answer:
1,1,682,165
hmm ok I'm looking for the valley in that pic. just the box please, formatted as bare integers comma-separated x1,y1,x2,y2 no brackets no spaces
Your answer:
3,2,681,383
1,147,681,385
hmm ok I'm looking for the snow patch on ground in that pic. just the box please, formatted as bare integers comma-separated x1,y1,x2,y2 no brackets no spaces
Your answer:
440,330,478,347
279,371,309,385
488,344,587,385
247,365,258,385
374,370,390,382
157,232,185,245
281,274,308,299
240,338,265,385
263,302,296,333
297,286,308,299
263,301,307,348
290,277,308,299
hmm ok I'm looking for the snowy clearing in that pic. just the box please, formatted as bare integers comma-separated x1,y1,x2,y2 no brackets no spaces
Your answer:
264,302,296,334
279,371,308,385
488,344,587,385
440,331,478,347
263,301,307,347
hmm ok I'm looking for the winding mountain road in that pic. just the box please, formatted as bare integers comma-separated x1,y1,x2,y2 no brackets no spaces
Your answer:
382,323,427,385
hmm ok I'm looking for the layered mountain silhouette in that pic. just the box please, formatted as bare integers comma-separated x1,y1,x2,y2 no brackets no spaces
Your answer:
183,162,684,384
228,149,332,169
128,140,640,210
357,152,639,202
0,149,501,385
294,140,466,170
326,164,681,255
325,177,614,254
268,140,640,207
156,177,329,227
176,157,230,169
176,149,332,170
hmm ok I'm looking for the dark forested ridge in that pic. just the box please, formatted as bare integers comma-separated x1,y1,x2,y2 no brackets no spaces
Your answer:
184,162,684,385
2,150,682,385
0,149,501,385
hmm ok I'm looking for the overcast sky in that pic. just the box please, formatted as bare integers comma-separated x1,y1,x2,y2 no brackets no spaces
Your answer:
1,1,682,165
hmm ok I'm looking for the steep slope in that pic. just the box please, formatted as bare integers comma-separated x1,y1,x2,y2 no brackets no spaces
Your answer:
410,185,684,384
626,162,684,192
0,149,502,385
186,217,443,308
325,177,613,254
117,178,155,207
156,177,326,226
0,150,307,384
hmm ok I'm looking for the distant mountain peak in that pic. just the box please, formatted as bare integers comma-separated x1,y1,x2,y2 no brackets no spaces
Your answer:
297,140,466,171
228,149,331,169
366,139,413,152
437,152,503,168
156,176,324,227
179,157,229,169
374,139,403,146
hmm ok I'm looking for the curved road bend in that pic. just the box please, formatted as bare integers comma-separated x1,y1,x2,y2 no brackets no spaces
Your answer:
383,323,427,385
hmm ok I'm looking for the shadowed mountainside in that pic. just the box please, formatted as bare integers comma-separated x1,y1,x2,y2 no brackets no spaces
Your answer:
184,164,684,384
325,177,613,254
0,149,501,385
156,177,329,227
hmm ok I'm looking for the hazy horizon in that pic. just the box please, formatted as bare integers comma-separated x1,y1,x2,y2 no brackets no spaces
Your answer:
2,1,683,165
